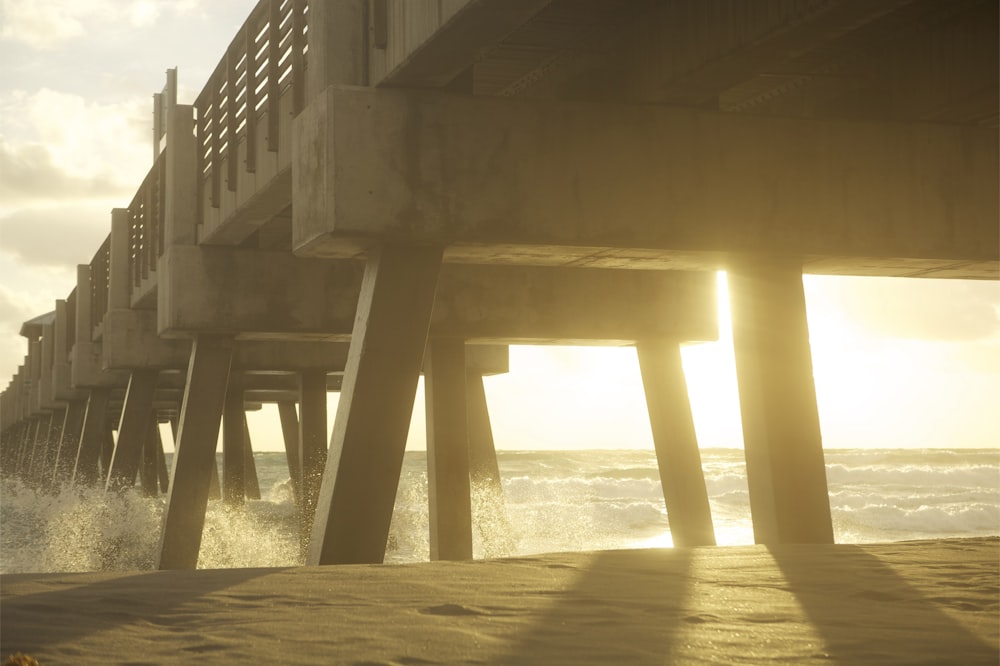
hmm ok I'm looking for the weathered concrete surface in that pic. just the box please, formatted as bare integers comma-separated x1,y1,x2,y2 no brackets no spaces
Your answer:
425,338,473,561
729,260,834,545
293,86,998,279
637,339,715,547
308,245,443,566
158,336,233,569
159,246,717,343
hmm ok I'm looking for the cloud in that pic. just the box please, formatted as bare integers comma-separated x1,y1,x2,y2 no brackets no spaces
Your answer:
806,276,1000,342
0,89,151,212
0,0,202,49
0,205,112,269
0,137,122,204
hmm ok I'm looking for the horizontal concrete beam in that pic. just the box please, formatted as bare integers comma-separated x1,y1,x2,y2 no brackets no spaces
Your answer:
292,86,998,279
159,246,716,343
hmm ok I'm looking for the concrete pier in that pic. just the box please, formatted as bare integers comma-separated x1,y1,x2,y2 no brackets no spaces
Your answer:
1,0,996,570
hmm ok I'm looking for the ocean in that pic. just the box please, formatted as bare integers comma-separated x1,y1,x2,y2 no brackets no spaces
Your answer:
1,448,997,573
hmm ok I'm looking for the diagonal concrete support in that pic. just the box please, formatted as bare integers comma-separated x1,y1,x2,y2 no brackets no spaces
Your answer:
73,388,111,486
106,369,158,492
729,259,834,545
466,370,513,558
278,401,301,505
242,414,261,500
222,369,245,507
52,400,85,485
157,336,233,569
308,244,443,565
155,421,170,493
425,338,473,561
299,370,327,546
139,417,159,496
637,339,716,547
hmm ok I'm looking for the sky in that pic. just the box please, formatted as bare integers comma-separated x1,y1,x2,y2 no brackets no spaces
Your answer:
1,0,998,453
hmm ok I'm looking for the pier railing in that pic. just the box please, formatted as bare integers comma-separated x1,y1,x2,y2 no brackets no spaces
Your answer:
127,151,167,303
88,235,111,340
195,0,308,228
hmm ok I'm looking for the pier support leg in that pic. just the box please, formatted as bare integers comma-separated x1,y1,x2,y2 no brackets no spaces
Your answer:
157,336,233,570
53,401,85,485
155,422,169,493
637,339,716,547
139,417,159,496
243,415,261,500
425,338,473,561
73,388,111,486
299,369,327,547
277,401,301,505
106,369,158,492
728,260,834,545
39,407,65,489
100,425,115,481
222,370,245,507
467,371,514,558
308,244,443,565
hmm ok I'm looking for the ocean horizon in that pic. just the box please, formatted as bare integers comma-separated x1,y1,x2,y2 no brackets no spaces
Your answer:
2,447,997,574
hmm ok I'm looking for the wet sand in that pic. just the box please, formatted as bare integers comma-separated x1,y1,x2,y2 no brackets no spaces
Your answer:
2,538,997,665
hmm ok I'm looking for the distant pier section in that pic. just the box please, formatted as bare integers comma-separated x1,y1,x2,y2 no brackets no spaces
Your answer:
1,0,996,569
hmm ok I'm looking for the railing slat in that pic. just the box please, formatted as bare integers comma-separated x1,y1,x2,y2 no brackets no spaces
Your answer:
227,49,238,193
267,0,281,153
245,23,258,174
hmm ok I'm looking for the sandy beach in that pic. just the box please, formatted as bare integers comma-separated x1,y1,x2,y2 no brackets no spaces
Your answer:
2,537,997,665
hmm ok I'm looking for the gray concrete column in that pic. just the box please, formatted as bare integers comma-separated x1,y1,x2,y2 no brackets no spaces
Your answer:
728,259,834,545
222,369,245,507
73,388,111,486
425,338,473,561
52,401,85,485
106,369,158,491
277,401,301,505
100,424,115,481
157,335,233,570
171,414,220,500
466,371,513,558
242,415,261,500
308,244,444,565
139,417,159,496
299,369,327,544
637,339,716,547
155,421,170,493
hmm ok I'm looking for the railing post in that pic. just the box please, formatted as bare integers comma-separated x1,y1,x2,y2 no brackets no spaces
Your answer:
304,0,368,97
75,265,93,344
164,104,199,247
110,209,131,309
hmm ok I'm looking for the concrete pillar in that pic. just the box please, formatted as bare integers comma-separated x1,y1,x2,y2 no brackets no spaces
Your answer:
157,335,233,569
38,407,65,489
171,414,220,500
73,388,111,486
636,339,716,547
728,259,834,545
299,369,327,544
52,400,85,485
425,338,473,561
277,401,301,504
222,369,245,507
106,369,158,492
139,417,159,496
242,415,261,500
466,371,513,558
26,413,53,486
156,421,170,493
100,424,115,481
308,244,443,565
